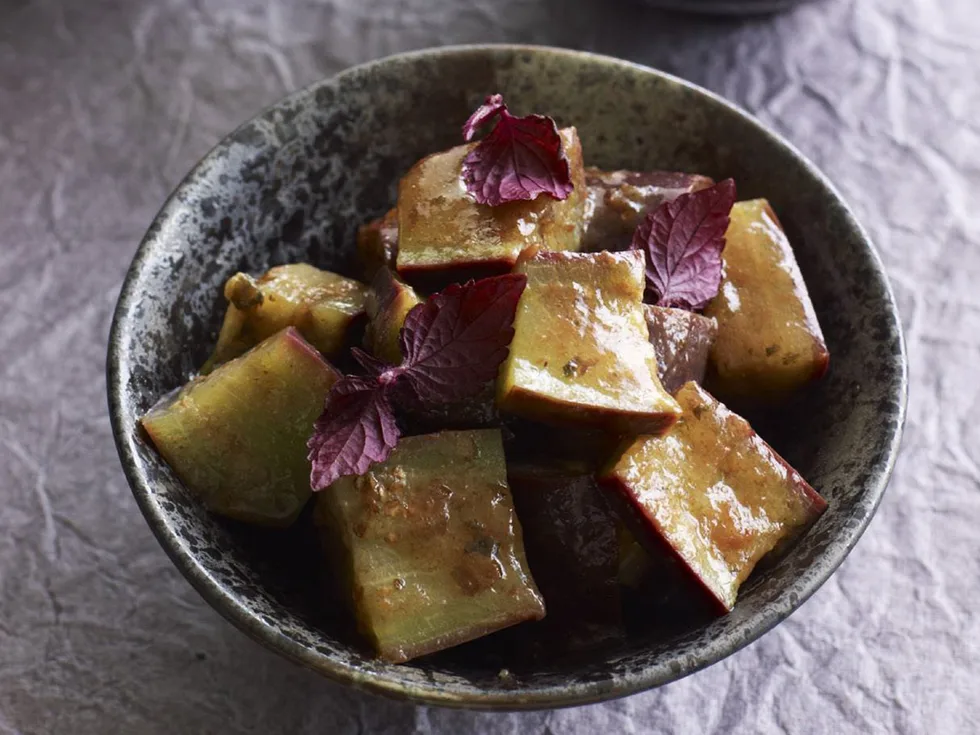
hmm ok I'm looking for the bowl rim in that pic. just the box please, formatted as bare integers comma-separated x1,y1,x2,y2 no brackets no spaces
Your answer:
639,0,819,14
107,43,908,710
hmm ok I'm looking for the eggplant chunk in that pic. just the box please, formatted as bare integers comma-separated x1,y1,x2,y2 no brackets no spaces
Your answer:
315,429,544,663
142,328,341,527
402,382,500,433
503,418,623,471
363,267,421,364
704,199,829,406
508,463,623,650
616,525,654,590
356,208,399,281
598,381,827,613
581,168,714,252
644,305,718,395
363,269,499,430
204,263,367,370
395,128,586,289
497,249,681,435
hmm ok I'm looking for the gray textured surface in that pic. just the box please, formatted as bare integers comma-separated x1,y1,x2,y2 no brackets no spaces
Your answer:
0,0,977,733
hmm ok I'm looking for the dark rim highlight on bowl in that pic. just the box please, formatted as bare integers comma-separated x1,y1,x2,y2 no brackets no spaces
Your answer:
639,0,819,14
107,45,907,709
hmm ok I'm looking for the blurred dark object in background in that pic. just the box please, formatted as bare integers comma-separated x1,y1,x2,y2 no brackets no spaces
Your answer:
636,0,818,14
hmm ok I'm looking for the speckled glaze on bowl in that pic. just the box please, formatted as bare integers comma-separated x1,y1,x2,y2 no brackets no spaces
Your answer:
107,45,907,710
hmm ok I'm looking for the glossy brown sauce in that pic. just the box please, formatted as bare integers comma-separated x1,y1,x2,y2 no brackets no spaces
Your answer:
498,250,680,434
705,199,829,405
396,129,586,276
601,382,826,611
316,429,544,663
206,263,367,368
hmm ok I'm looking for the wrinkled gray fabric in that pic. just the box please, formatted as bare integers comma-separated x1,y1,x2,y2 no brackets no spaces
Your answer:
1,0,978,733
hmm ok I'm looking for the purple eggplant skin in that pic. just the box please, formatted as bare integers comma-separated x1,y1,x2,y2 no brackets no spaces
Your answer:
507,463,624,651
581,168,715,252
644,305,718,395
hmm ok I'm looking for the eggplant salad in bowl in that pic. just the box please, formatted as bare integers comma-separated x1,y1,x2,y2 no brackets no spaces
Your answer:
141,93,830,662
109,46,905,708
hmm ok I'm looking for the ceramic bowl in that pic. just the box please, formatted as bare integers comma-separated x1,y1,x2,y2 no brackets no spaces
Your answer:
640,0,818,14
107,45,907,709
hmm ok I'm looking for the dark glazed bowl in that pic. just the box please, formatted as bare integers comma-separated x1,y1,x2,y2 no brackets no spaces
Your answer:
637,0,818,14
107,45,906,709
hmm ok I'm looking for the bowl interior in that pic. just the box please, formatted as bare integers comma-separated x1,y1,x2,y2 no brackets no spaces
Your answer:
108,46,906,708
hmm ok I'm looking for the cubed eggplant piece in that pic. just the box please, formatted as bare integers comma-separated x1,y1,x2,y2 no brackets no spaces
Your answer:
507,463,623,649
204,263,368,370
395,128,587,289
503,418,623,471
704,199,829,406
402,381,500,433
356,208,399,281
497,250,681,435
581,168,714,252
142,328,341,527
616,525,654,590
644,305,718,395
363,267,421,364
598,382,827,613
314,429,544,663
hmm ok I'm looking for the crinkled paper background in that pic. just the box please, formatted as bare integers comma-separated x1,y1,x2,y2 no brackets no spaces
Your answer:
1,0,978,732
